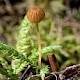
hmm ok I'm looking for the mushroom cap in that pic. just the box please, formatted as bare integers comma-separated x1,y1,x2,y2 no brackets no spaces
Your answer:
27,6,45,23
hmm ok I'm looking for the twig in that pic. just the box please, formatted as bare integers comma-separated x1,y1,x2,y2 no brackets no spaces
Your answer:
48,54,59,72
20,65,31,80
59,64,80,80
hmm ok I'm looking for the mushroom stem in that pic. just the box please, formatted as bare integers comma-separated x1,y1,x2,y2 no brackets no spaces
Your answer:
36,23,42,67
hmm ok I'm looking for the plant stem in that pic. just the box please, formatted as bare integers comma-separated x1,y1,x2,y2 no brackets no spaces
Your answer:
36,23,42,67
48,54,59,72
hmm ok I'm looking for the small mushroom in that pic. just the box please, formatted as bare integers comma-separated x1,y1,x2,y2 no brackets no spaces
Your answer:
27,6,45,67
27,6,45,23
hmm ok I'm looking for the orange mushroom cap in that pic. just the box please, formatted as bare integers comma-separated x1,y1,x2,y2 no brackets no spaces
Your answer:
27,6,45,23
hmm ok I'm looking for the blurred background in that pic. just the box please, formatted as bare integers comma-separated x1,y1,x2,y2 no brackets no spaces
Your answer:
0,0,80,72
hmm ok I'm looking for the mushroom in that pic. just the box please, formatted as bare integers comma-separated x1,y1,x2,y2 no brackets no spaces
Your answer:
27,6,45,67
